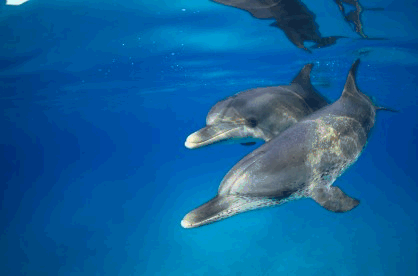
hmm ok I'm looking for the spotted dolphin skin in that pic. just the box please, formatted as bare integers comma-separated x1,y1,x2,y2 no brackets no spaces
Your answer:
185,63,328,149
181,59,392,228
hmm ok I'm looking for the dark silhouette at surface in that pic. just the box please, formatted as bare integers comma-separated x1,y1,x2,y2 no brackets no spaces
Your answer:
211,0,345,52
309,35,347,49
334,0,385,39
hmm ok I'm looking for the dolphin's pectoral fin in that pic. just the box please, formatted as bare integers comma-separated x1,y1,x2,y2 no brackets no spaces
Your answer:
310,186,360,212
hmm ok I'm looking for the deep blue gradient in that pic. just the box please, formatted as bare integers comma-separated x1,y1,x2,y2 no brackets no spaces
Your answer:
1,0,417,275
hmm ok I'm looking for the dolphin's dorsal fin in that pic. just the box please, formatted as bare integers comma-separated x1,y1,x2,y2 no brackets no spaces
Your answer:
342,59,361,98
311,186,360,212
291,63,314,88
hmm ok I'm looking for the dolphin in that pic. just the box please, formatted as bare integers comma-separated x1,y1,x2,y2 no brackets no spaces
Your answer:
334,0,385,39
210,0,345,52
181,59,396,228
185,63,329,149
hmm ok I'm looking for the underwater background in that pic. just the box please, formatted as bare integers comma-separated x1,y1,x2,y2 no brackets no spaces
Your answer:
1,0,417,275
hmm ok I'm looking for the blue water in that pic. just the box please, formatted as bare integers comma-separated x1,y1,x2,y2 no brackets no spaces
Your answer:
1,0,417,275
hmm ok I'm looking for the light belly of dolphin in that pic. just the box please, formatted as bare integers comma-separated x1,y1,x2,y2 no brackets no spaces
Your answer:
185,123,262,149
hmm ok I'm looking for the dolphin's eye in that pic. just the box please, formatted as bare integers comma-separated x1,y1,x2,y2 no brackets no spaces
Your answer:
247,118,257,128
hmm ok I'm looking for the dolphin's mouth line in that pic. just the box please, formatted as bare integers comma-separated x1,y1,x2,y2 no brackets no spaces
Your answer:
186,125,245,146
182,191,308,228
181,195,283,228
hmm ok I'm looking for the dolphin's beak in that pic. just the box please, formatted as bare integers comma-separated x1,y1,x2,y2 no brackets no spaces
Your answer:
181,195,242,228
181,195,278,228
185,123,245,149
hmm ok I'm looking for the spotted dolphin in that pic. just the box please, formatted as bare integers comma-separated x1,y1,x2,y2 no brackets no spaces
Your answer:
181,59,395,228
185,63,328,149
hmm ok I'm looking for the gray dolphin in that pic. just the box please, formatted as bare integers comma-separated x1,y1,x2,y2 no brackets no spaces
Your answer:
181,59,395,228
210,0,345,52
185,63,328,149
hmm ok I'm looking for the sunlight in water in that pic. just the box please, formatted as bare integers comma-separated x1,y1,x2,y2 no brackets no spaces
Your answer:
6,0,30,5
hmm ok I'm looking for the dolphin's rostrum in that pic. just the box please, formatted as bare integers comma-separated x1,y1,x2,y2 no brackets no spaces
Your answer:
185,63,328,149
181,59,393,228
